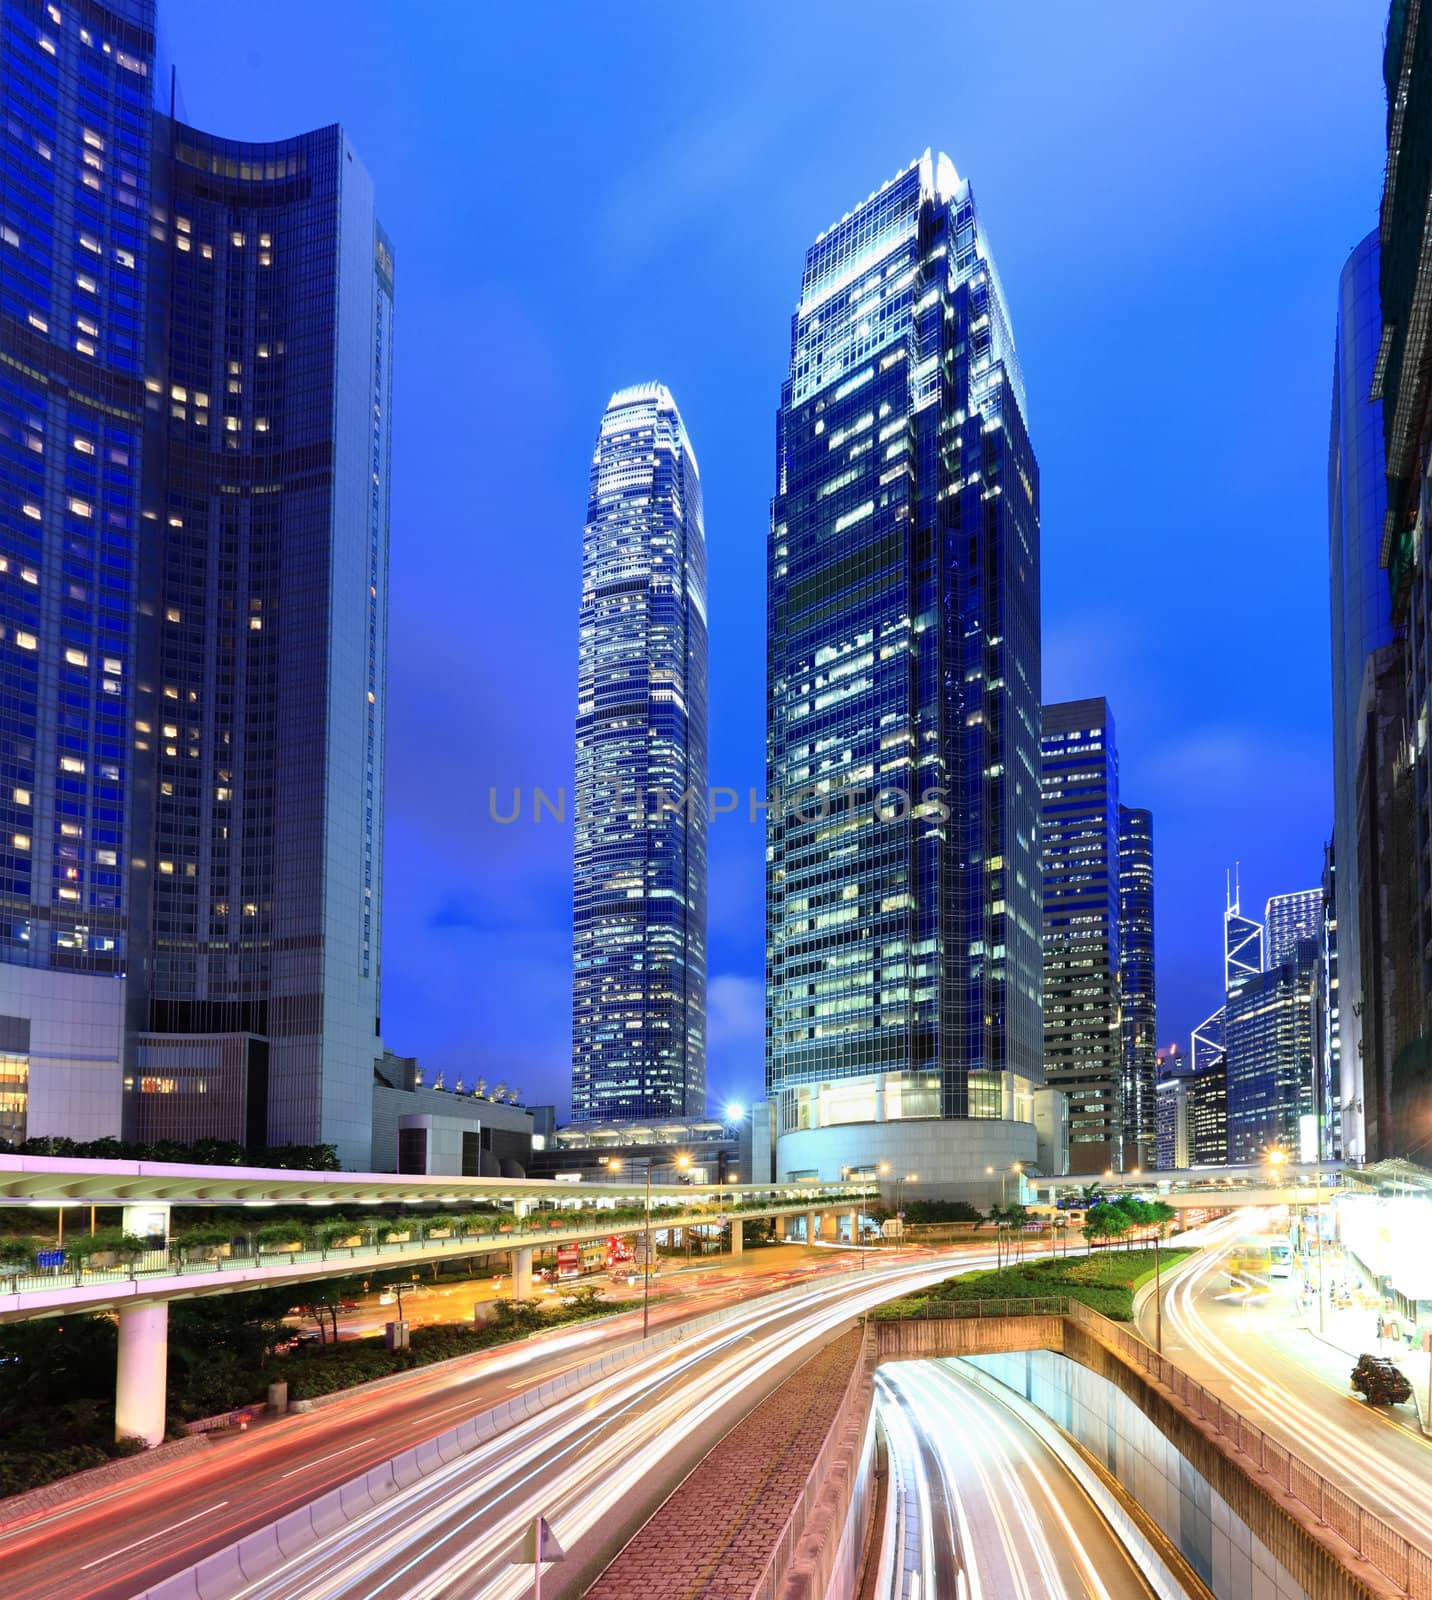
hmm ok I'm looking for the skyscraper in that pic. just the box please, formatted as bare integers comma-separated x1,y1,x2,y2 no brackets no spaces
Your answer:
1374,2,1432,1146
1224,875,1264,990
1264,889,1322,968
1,1,394,1167
571,384,708,1124
0,0,156,1142
1154,1044,1190,1171
1328,230,1390,1162
1041,700,1123,1174
766,152,1042,1200
1224,939,1321,1165
133,122,394,1168
1118,804,1157,1167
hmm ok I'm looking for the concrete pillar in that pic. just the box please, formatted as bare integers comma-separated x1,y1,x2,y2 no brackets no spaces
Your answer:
730,1217,743,1256
512,1247,533,1299
806,1210,817,1245
115,1302,168,1446
849,1209,859,1245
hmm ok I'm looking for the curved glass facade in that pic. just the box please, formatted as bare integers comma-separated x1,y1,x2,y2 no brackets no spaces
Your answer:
766,153,1043,1180
1,3,392,1161
136,121,393,1163
571,384,707,1123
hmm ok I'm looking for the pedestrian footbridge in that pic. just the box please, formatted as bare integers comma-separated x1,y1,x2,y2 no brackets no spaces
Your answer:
0,1153,870,1443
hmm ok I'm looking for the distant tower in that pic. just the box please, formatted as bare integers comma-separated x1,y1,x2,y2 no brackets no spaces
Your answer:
1118,806,1157,1168
1264,889,1323,968
571,385,708,1123
1224,870,1264,992
1041,700,1123,1174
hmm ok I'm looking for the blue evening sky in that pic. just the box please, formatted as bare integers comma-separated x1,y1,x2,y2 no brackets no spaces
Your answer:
163,1,1387,1116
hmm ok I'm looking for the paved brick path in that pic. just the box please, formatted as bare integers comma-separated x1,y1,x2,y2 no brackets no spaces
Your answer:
584,1328,862,1600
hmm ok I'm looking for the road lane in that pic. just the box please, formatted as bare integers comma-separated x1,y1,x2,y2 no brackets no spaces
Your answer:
132,1253,995,1600
2,1246,963,1600
877,1360,1164,1600
1144,1210,1432,1555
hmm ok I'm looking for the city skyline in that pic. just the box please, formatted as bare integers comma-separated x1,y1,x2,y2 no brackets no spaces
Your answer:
143,1,1384,1116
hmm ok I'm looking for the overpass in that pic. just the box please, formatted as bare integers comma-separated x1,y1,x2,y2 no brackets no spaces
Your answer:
1028,1158,1349,1209
0,1154,872,1442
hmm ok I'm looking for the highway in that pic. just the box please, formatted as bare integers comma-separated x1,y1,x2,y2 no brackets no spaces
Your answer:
111,1250,985,1600
877,1359,1164,1600
1,1246,977,1600
1144,1210,1432,1556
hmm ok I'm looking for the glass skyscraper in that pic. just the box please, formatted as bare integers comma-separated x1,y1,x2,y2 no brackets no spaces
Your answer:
1117,803,1157,1167
1264,889,1323,968
1,0,156,1141
1328,231,1391,1162
1224,940,1320,1165
1,0,393,1167
1041,700,1122,1174
133,122,393,1167
571,384,708,1123
766,153,1042,1199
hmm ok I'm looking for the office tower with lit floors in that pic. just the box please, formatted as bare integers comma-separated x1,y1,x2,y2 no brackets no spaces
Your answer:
0,0,157,1143
131,123,394,1167
0,4,394,1165
766,152,1043,1205
1040,700,1123,1174
1118,803,1157,1166
571,385,708,1124
1264,888,1323,966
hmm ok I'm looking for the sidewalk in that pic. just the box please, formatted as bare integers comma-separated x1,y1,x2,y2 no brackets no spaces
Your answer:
1284,1248,1432,1438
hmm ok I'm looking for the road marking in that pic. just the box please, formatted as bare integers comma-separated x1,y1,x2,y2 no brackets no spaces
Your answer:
280,1437,376,1477
80,1502,229,1568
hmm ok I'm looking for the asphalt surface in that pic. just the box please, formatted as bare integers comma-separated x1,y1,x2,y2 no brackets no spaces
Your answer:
117,1251,989,1600
877,1360,1164,1600
1142,1211,1432,1556
0,1245,968,1600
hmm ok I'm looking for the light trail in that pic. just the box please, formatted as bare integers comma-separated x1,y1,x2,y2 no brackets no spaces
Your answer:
876,1361,1162,1600
148,1252,989,1600
1160,1210,1432,1551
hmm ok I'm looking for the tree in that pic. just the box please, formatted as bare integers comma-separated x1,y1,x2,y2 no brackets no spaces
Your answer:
1083,1204,1129,1254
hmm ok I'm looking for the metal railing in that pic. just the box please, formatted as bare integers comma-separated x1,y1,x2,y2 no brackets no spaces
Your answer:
0,1198,869,1301
893,1295,1071,1319
745,1321,877,1600
1066,1301,1432,1599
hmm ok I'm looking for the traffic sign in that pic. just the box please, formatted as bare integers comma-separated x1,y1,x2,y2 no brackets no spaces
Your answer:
512,1516,565,1600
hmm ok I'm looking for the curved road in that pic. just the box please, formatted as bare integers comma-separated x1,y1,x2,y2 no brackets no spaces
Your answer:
877,1360,1164,1600
156,1252,987,1600
1,1247,954,1600
1144,1212,1432,1556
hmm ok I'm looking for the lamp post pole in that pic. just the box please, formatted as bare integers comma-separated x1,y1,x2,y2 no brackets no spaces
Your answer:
1315,1157,1325,1335
642,1163,652,1339
1154,1232,1162,1355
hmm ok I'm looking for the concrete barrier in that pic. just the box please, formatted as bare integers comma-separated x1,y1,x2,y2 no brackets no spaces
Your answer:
135,1264,869,1600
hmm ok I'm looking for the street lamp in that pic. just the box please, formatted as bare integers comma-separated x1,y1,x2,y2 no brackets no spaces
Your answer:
606,1156,660,1338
